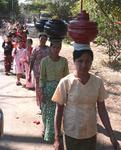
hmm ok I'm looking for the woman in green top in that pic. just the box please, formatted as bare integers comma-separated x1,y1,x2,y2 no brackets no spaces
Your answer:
39,41,69,143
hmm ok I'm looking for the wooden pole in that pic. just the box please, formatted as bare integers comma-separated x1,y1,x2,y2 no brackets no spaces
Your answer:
81,0,83,11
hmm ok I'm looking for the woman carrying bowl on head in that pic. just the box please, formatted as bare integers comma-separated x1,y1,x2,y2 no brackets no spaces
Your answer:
52,44,119,150
39,40,69,144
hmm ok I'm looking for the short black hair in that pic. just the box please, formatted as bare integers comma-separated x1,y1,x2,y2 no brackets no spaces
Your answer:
73,50,94,62
50,40,62,47
27,38,33,44
39,33,47,39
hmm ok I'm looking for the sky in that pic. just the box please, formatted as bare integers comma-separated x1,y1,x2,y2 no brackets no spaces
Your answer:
19,0,26,3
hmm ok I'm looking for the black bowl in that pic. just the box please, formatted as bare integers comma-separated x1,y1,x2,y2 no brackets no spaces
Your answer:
35,19,48,32
44,19,67,40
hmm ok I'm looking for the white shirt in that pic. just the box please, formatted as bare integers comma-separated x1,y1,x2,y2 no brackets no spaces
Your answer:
52,73,108,139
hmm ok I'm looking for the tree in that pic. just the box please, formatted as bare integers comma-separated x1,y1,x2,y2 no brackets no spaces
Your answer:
0,0,8,14
24,0,121,66
22,0,47,15
72,0,121,65
24,0,78,20
45,0,78,21
0,0,20,20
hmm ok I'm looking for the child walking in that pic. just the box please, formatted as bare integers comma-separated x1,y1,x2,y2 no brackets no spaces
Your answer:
2,34,13,75
22,39,34,89
12,38,25,85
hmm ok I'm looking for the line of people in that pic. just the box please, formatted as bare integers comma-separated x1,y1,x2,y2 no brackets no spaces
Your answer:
2,22,28,76
2,23,50,93
1,22,120,150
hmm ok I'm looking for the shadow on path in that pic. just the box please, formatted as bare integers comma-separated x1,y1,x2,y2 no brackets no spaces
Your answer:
0,60,3,63
0,128,121,150
0,94,35,99
0,145,15,150
0,68,3,73
97,141,114,150
0,133,50,145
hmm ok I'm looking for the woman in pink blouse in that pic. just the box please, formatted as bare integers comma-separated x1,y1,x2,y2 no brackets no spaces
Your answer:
29,34,49,105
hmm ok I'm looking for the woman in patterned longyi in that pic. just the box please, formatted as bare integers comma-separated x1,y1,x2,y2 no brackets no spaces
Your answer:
29,34,49,105
39,41,69,143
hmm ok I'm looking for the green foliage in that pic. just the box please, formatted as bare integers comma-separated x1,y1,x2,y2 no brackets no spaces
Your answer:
23,0,121,65
47,0,77,20
82,0,121,63
71,1,80,17
0,0,8,14
0,0,20,19
22,1,47,14
24,0,78,20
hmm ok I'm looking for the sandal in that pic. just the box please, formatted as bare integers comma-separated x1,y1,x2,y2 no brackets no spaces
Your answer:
22,84,26,88
16,81,22,86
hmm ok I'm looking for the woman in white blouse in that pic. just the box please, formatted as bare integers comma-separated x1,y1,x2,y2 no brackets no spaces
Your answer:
52,44,119,150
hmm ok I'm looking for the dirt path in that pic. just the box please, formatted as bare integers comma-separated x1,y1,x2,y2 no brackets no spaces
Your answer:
0,31,121,149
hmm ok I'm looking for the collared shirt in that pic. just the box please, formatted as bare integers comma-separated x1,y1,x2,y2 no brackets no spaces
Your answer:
52,73,108,139
39,56,69,87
